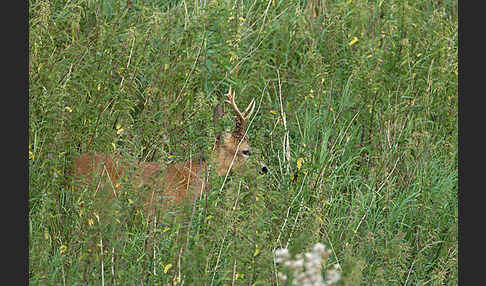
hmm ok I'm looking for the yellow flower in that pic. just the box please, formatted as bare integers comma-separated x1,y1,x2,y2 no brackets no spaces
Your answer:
253,245,260,257
29,150,34,160
65,106,73,113
116,124,124,135
297,158,304,170
235,273,244,280
88,218,94,226
59,245,67,254
164,264,173,274
348,37,358,46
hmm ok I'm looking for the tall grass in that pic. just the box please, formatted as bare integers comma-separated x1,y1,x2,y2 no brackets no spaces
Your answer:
29,0,457,284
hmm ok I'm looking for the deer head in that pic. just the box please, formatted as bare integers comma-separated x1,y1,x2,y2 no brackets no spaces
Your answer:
213,85,256,176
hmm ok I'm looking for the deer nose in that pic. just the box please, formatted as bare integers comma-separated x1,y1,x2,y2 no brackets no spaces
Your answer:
242,150,251,156
259,162,269,174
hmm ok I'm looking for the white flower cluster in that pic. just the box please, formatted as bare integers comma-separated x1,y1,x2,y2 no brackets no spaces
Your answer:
274,243,341,286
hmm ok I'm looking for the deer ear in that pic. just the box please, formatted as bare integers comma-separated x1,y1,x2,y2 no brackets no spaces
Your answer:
213,103,224,143
213,103,224,126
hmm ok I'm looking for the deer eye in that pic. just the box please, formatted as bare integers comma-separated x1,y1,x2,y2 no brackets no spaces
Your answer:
241,150,251,156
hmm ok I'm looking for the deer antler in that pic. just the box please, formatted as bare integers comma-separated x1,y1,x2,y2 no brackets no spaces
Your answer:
225,85,255,137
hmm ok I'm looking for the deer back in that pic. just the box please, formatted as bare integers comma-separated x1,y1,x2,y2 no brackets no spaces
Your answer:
72,153,208,211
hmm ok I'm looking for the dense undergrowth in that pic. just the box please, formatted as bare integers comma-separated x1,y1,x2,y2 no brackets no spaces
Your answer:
29,0,457,284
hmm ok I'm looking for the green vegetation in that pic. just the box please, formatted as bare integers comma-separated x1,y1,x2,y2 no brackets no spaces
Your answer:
29,0,457,284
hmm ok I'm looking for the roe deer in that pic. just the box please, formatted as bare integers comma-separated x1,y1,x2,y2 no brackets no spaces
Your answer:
72,86,258,215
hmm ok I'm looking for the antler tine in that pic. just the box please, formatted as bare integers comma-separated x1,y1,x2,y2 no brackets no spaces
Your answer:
224,85,256,137
225,85,245,121
224,85,256,122
242,98,256,121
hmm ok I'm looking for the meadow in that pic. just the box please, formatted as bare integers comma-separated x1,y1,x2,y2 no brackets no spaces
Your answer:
29,0,458,284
